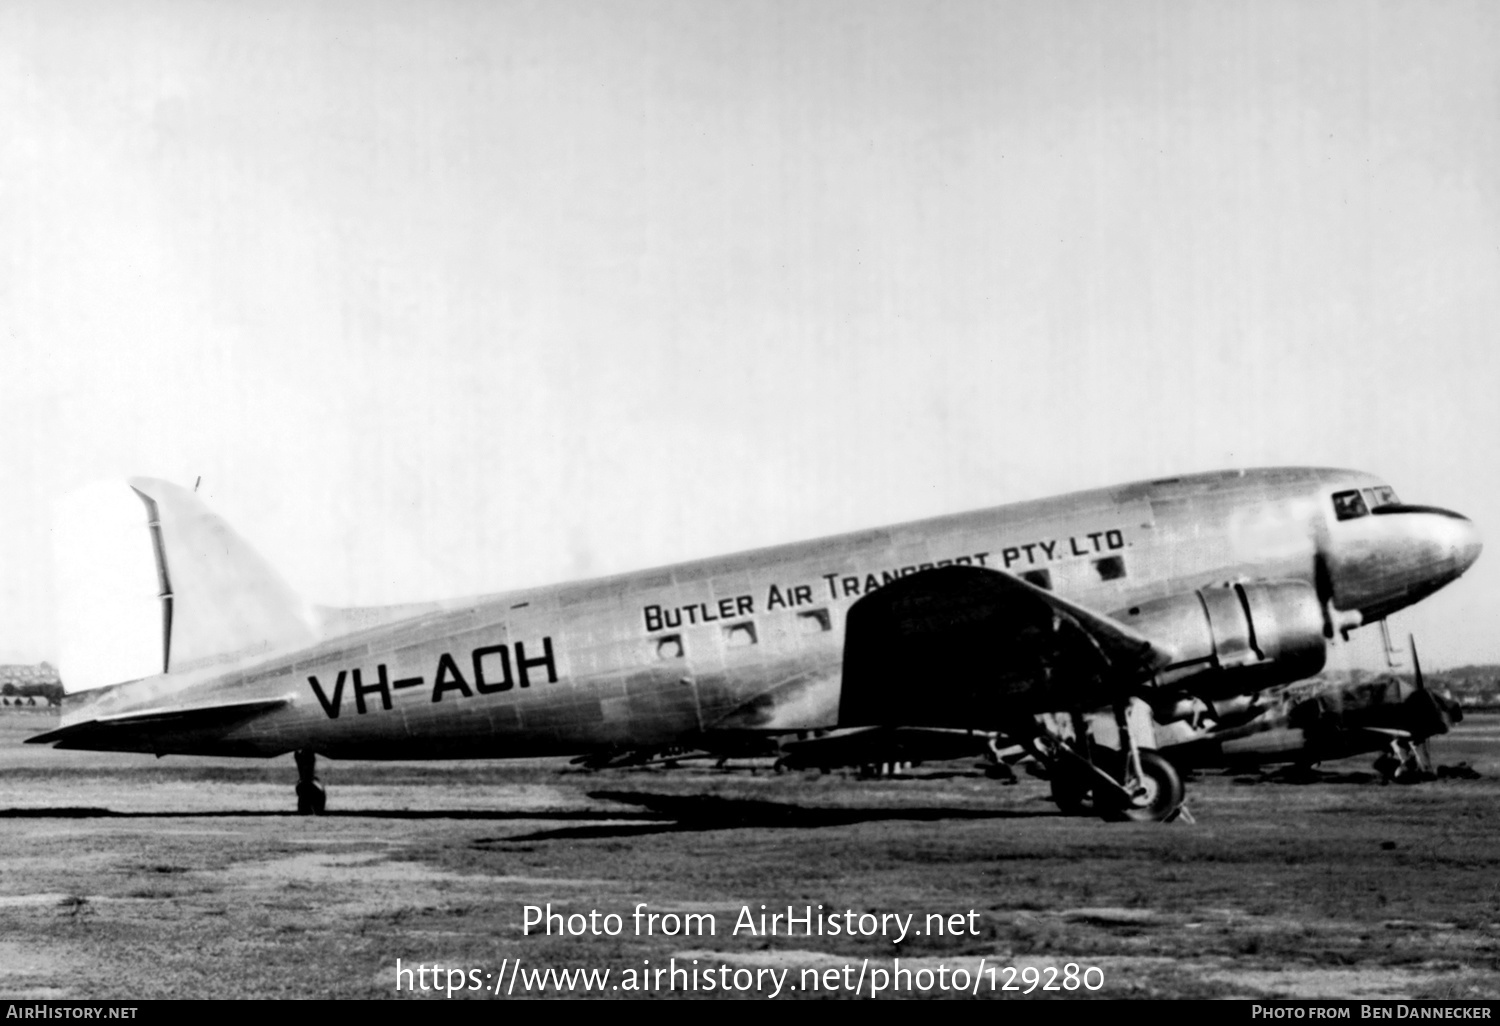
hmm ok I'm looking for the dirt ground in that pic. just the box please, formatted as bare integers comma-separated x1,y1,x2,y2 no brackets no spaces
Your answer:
2,707,1498,1000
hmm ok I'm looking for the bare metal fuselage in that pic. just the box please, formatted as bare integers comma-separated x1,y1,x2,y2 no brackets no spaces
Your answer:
41,467,1479,761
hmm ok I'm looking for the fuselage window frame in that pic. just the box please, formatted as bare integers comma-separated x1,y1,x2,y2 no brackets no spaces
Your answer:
1022,568,1053,590
1093,556,1125,582
795,609,832,634
1332,489,1369,521
723,621,758,648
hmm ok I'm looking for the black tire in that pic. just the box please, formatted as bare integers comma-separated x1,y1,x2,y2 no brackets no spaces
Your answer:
1102,750,1184,823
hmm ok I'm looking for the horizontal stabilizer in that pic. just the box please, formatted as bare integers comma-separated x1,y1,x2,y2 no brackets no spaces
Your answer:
26,696,292,748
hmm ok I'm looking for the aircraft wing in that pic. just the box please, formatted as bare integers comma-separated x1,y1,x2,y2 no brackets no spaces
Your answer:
26,696,293,749
839,565,1173,729
1009,575,1174,669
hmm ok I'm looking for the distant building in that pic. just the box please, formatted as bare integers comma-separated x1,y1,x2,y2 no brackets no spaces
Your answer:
0,662,64,706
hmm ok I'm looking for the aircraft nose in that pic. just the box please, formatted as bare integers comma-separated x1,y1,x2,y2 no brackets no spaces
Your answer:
1423,508,1482,576
1326,504,1481,620
1453,514,1483,575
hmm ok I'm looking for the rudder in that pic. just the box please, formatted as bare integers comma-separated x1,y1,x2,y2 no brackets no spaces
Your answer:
54,479,316,692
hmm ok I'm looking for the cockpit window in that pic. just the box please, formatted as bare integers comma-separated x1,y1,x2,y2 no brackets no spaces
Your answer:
1332,490,1369,521
1371,485,1399,507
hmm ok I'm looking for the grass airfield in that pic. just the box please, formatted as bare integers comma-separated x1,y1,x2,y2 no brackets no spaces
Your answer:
1,707,1498,1000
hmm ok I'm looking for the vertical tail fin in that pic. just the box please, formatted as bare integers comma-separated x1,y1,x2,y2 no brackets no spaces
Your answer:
54,479,316,692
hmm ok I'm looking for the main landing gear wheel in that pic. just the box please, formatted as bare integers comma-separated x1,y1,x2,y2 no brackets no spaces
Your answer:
1023,707,1189,823
294,749,327,815
1102,750,1184,823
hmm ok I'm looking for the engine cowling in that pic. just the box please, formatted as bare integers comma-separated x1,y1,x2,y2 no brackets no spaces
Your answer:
1118,580,1326,706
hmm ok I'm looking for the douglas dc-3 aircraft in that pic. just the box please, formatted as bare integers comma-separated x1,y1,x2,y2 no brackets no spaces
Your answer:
29,468,1481,822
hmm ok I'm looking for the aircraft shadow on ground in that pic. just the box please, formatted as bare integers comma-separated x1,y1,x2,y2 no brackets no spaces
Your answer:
1221,768,1381,786
0,807,666,822
0,791,1048,829
481,790,1048,842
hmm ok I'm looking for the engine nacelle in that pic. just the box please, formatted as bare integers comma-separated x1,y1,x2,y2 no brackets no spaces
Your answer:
1119,580,1326,707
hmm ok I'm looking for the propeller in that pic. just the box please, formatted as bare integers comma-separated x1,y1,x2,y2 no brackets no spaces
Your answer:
1314,552,1337,638
1405,633,1462,746
1314,551,1363,640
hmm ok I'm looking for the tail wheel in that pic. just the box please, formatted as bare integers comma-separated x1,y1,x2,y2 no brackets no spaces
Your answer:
296,780,327,815
1103,750,1184,823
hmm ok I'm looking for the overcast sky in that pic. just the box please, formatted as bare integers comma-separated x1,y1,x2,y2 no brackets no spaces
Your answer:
2,0,1497,671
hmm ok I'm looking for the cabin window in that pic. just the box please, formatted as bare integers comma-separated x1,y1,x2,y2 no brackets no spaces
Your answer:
796,609,832,633
655,635,684,660
1021,569,1052,590
724,621,758,647
1093,556,1125,581
1332,489,1368,521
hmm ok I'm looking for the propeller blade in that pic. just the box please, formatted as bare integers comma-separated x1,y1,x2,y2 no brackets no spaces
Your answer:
1314,552,1338,638
1405,634,1462,734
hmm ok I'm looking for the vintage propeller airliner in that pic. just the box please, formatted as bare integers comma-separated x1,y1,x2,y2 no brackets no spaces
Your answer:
30,468,1480,821
1155,636,1464,782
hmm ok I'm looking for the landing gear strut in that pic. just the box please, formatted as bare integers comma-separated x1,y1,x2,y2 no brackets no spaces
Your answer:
1374,738,1435,784
294,749,326,815
1023,702,1187,823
